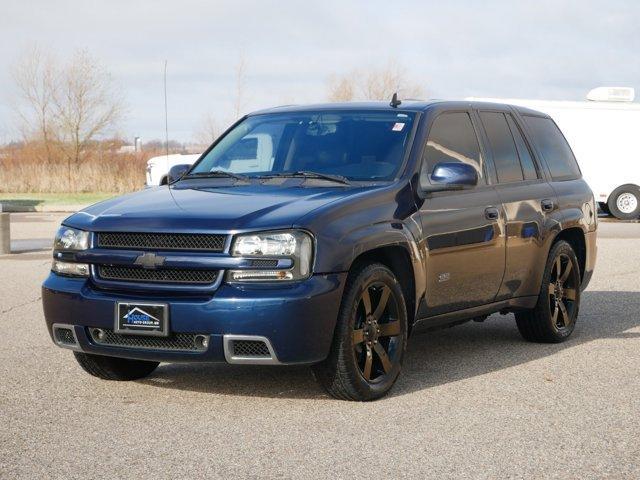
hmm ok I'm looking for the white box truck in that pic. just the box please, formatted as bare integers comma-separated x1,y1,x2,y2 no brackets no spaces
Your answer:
469,87,640,219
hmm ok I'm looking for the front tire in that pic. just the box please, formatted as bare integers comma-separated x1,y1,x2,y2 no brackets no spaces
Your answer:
313,263,408,401
515,240,581,343
607,184,640,220
74,352,159,380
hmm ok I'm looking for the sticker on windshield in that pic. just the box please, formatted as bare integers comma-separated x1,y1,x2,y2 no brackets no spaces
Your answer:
392,122,405,131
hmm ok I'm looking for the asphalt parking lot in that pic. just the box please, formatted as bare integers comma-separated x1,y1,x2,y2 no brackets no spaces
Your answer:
1,213,639,479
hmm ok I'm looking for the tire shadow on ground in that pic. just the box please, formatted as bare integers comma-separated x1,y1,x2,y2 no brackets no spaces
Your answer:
139,290,640,400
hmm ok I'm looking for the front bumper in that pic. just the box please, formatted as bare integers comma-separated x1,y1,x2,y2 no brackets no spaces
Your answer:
42,272,346,364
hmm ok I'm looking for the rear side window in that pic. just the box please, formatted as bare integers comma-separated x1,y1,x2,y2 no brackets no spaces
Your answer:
421,112,482,183
479,112,523,183
505,115,538,180
523,116,581,180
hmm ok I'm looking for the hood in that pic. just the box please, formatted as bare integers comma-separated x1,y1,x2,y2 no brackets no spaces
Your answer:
64,183,372,232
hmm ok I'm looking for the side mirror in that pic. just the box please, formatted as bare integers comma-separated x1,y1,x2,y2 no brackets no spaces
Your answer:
419,162,478,196
167,164,191,184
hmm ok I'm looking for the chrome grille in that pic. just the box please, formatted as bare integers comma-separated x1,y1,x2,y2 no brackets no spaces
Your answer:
98,265,218,284
97,232,226,252
90,328,206,352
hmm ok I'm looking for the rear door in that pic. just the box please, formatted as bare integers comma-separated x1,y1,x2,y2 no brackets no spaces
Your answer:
476,109,556,300
418,110,506,316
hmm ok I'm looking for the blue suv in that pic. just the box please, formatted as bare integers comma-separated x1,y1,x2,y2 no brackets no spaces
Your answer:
43,100,597,400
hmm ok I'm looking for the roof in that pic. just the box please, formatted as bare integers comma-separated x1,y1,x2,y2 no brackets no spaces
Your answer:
250,101,440,115
248,99,549,117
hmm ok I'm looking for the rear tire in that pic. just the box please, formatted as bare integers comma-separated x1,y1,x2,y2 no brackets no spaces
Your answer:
516,240,581,343
313,263,408,401
607,184,640,220
74,352,159,380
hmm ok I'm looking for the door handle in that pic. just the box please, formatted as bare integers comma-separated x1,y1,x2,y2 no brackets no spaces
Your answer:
541,199,554,212
484,207,500,220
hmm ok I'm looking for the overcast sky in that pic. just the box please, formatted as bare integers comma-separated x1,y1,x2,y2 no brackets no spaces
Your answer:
1,0,638,143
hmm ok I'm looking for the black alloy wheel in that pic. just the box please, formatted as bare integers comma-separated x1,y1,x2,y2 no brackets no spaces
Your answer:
547,253,579,333
352,282,403,383
313,263,408,401
516,240,581,343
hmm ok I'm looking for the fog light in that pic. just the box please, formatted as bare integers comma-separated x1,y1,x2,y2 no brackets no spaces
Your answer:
195,335,209,349
228,270,294,282
52,260,89,277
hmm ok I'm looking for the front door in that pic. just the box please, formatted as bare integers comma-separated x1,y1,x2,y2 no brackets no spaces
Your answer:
418,111,506,316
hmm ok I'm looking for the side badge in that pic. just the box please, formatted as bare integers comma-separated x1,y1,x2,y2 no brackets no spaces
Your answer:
438,272,450,283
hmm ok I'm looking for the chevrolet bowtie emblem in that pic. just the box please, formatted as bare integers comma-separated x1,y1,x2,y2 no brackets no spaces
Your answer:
133,252,166,269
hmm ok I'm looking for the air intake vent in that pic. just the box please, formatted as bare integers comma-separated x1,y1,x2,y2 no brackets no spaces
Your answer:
232,340,271,357
98,266,218,284
97,232,226,252
52,324,79,350
90,328,208,352
249,259,279,268
586,86,635,102
55,327,76,345
223,335,278,364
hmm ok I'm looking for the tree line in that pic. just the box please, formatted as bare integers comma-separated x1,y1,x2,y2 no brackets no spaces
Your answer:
5,46,425,193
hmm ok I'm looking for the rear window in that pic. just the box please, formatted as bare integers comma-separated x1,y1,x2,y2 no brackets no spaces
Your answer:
505,115,538,180
523,116,581,180
479,112,523,183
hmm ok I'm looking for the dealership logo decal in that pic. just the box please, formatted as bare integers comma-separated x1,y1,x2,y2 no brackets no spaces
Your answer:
123,307,160,327
133,252,166,269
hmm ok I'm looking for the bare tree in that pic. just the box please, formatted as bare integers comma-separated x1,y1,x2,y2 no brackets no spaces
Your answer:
12,47,125,188
53,50,125,187
327,61,425,102
193,113,220,147
12,46,58,163
327,74,355,102
194,53,247,148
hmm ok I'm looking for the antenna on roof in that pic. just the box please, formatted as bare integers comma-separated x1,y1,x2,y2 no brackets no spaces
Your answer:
390,92,402,108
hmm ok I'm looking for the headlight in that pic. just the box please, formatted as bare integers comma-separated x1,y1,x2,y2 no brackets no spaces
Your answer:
53,226,89,251
228,230,313,282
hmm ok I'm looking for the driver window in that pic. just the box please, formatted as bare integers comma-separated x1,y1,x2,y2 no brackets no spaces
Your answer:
420,112,483,186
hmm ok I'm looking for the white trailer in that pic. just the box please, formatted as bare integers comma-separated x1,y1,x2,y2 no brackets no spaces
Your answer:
468,87,640,219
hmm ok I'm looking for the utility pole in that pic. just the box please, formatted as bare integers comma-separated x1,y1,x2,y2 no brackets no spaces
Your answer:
164,60,169,158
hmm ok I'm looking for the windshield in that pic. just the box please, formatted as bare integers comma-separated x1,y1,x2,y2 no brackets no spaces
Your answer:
189,110,416,182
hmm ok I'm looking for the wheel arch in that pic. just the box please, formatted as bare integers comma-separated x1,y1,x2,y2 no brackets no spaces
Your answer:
551,227,586,282
348,244,417,333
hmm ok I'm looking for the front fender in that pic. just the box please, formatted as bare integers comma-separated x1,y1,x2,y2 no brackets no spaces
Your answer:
339,221,422,273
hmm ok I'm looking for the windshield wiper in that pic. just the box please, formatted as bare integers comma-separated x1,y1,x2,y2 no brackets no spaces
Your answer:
260,171,351,185
184,170,250,182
